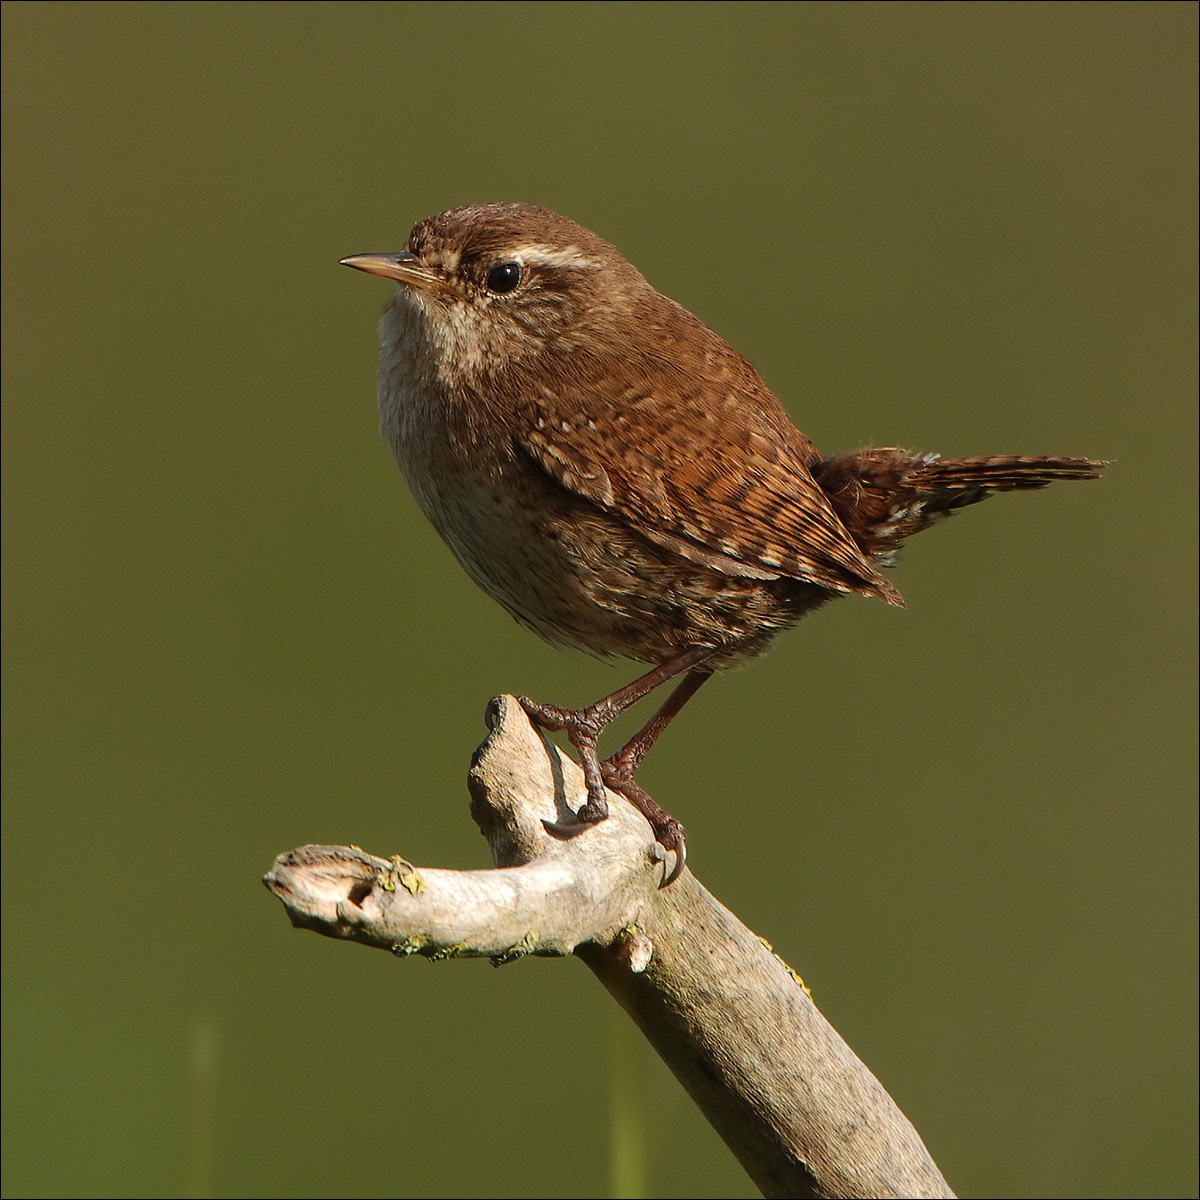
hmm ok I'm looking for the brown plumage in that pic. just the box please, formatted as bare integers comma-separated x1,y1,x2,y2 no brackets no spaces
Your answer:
814,450,1104,564
342,203,1105,883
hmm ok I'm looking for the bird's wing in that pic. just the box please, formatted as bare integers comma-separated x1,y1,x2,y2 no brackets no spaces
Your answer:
513,344,902,605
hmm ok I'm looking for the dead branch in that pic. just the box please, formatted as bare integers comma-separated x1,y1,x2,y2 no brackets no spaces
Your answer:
264,695,953,1199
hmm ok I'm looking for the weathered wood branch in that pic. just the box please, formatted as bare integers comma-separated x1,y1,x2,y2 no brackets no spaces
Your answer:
264,695,954,1199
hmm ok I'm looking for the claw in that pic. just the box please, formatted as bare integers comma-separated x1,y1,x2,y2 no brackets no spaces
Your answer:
658,827,687,887
601,760,688,888
541,817,592,840
542,798,608,840
543,815,686,886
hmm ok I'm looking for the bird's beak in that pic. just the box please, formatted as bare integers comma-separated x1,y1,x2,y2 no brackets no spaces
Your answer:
339,252,448,294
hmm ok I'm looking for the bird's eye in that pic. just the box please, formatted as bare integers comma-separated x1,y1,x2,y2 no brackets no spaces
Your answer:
485,261,523,295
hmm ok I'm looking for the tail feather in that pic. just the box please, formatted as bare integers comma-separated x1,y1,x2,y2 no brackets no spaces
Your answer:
907,454,1106,491
814,448,1106,566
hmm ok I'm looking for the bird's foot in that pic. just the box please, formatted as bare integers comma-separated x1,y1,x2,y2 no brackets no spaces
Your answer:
518,694,609,803
517,695,686,886
515,695,580,735
601,755,687,887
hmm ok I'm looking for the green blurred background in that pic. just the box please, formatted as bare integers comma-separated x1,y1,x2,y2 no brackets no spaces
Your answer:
3,3,1195,1197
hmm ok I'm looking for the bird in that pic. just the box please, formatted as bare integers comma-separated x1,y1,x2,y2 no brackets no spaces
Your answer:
341,203,1104,885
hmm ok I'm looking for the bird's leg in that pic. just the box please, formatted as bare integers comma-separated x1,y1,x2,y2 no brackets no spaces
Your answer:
597,668,714,885
518,646,716,885
601,669,713,781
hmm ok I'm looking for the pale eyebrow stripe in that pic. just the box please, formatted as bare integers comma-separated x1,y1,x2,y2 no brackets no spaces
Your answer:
517,244,603,270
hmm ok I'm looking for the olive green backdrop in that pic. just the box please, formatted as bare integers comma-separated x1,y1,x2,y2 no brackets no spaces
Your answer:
3,4,1195,1198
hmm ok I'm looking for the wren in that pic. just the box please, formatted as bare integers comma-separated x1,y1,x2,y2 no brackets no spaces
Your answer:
342,203,1103,885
